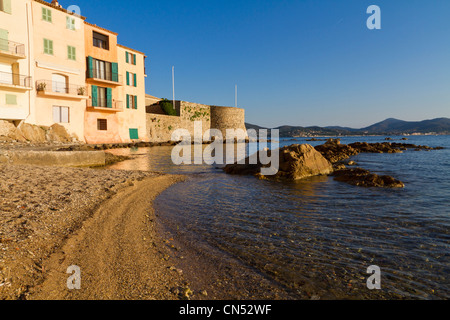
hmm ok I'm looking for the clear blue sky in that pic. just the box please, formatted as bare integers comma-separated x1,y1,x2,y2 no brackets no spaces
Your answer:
72,0,450,128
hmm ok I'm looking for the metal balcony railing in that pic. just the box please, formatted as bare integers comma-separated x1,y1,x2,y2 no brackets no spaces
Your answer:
87,98,123,110
0,39,26,56
87,69,122,83
36,80,87,96
0,71,32,88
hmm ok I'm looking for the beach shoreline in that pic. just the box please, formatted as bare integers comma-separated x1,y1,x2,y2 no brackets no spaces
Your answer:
0,163,188,300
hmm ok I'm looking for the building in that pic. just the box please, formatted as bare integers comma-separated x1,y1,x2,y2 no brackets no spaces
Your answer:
117,44,147,142
0,0,149,144
84,22,124,144
0,0,33,124
31,0,87,141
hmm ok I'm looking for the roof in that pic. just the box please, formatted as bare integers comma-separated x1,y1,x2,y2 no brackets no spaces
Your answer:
33,0,87,20
117,44,147,57
84,21,119,36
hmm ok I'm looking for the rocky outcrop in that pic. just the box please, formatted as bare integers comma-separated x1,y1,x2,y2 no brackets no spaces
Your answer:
18,123,46,143
315,139,443,164
314,139,358,163
224,144,333,181
333,168,405,188
0,121,77,144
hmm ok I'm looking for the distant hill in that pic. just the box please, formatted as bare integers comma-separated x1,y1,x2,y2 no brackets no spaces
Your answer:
361,118,450,134
245,118,450,137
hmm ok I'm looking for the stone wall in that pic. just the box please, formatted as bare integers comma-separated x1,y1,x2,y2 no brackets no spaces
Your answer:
146,101,211,142
146,101,247,143
210,106,248,140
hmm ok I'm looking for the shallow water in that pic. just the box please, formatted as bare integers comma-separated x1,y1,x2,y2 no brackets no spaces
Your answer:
107,136,450,299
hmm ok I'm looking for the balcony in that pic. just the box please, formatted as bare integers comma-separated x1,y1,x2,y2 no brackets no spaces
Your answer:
0,71,32,91
36,80,89,100
87,98,123,112
86,69,122,86
0,39,26,59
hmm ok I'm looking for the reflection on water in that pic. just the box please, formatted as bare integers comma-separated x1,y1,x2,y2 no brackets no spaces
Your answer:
106,136,450,299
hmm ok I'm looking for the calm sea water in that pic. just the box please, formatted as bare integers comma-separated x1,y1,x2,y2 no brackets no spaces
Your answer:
107,136,450,299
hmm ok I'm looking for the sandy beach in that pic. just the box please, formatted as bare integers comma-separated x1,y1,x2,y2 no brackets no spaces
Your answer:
0,163,187,300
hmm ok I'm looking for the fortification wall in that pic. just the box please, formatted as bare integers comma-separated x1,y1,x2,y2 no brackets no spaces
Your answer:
210,106,247,140
146,101,247,142
146,101,210,142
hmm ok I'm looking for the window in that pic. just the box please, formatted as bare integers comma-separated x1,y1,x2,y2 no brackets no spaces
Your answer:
68,46,76,60
126,72,137,87
97,119,107,131
53,106,69,123
1,0,12,14
66,16,75,30
44,39,53,55
93,32,109,50
5,94,17,105
127,94,137,109
52,74,67,93
126,52,136,65
42,7,52,22
98,87,107,107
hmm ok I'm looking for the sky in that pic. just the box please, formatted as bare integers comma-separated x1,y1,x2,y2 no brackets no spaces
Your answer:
70,0,450,128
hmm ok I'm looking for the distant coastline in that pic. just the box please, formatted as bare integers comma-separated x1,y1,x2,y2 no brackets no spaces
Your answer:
246,117,450,137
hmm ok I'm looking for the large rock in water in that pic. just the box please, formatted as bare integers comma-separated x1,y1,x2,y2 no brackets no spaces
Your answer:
333,168,405,188
224,144,334,181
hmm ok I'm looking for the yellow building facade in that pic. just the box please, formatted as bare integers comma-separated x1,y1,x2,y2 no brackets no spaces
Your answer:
0,0,149,144
117,44,148,142
0,0,33,123
31,0,87,141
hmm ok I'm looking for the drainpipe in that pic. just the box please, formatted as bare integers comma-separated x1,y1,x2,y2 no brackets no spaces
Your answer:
24,1,32,124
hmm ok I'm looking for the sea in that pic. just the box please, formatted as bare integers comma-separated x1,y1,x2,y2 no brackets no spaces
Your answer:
106,135,449,300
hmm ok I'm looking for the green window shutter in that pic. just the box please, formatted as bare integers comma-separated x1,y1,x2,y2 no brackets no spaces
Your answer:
111,63,118,82
48,9,52,22
106,87,112,108
68,46,76,60
44,39,53,55
87,56,94,78
0,29,8,51
5,94,17,105
134,96,138,109
126,52,129,63
133,73,137,87
42,7,46,20
133,54,137,65
126,72,130,86
66,16,70,29
3,0,12,14
129,129,139,140
126,94,130,109
44,39,48,54
91,85,98,107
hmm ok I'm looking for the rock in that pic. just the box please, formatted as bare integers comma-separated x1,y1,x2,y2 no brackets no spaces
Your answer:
333,168,405,188
224,144,333,181
46,124,72,143
315,140,358,163
18,123,46,143
347,161,357,166
0,120,26,142
385,137,393,141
